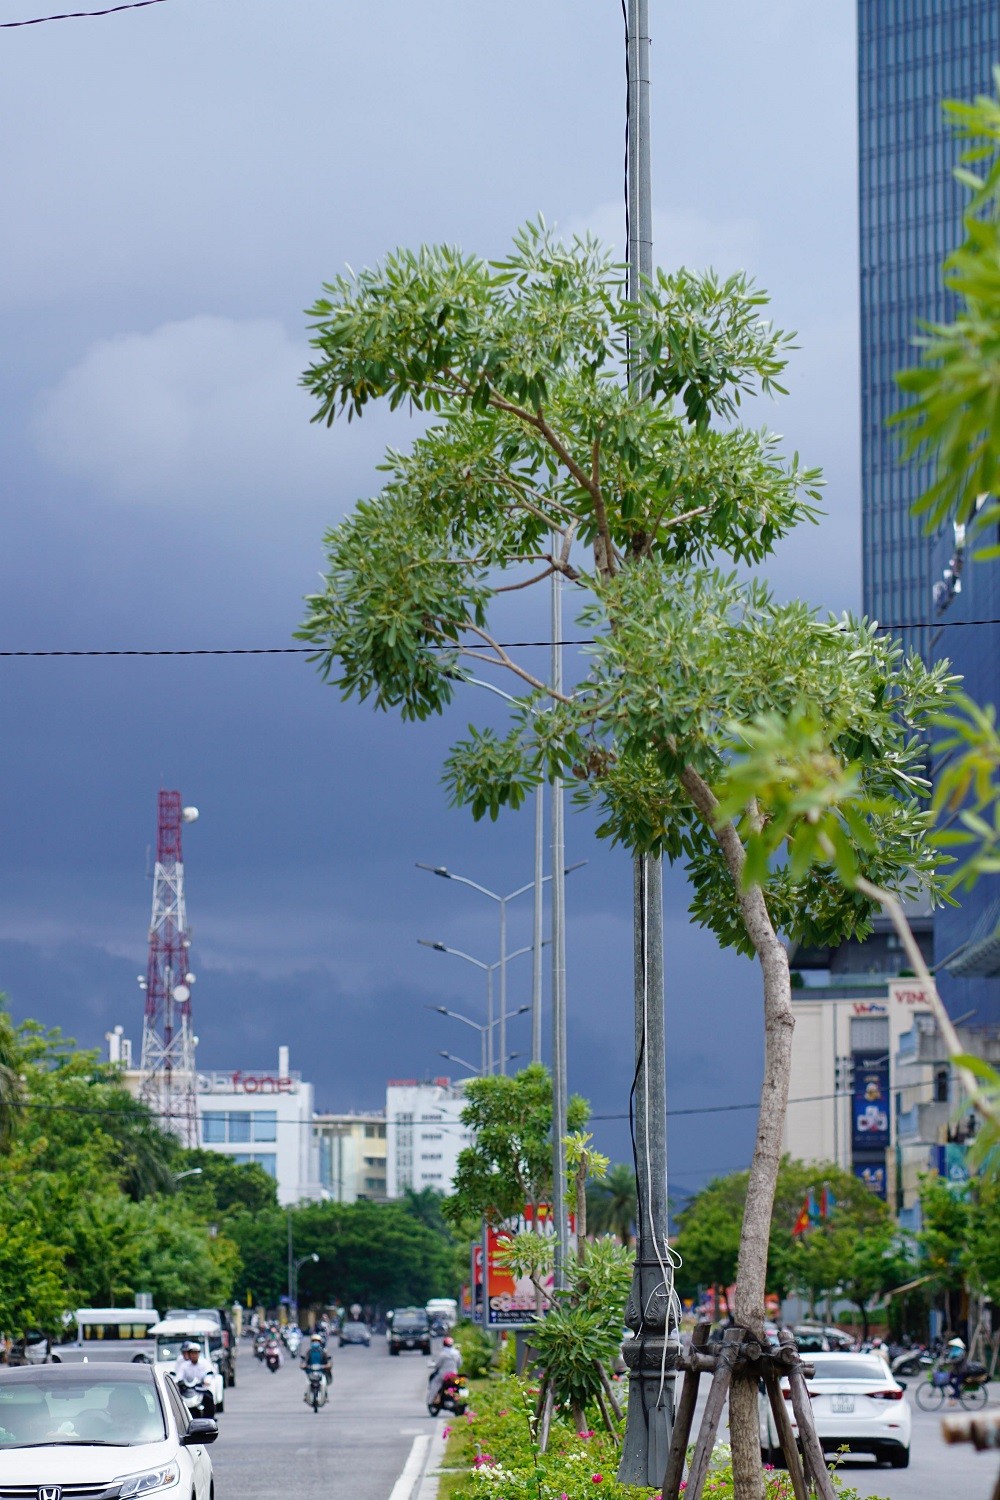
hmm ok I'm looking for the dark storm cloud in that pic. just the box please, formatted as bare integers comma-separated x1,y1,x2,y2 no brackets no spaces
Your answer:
1,0,856,1189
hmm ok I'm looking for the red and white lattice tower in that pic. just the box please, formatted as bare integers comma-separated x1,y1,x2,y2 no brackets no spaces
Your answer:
138,790,200,1147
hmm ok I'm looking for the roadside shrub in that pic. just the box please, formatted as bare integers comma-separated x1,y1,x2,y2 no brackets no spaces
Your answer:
441,1375,889,1500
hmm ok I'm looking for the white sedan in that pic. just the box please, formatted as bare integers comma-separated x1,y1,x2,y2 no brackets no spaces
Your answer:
0,1360,217,1498
759,1350,911,1469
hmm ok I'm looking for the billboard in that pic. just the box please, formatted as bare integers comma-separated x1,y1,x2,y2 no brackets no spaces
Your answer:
935,1143,970,1193
479,1209,577,1329
853,1161,887,1199
851,1049,890,1152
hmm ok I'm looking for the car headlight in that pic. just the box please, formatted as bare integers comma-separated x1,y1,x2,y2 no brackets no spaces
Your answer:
116,1462,181,1498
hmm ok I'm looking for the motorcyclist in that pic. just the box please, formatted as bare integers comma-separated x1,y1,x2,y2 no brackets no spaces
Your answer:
300,1332,332,1386
172,1340,216,1418
426,1334,462,1409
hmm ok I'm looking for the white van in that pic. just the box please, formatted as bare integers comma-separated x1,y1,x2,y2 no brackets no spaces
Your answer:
54,1307,160,1365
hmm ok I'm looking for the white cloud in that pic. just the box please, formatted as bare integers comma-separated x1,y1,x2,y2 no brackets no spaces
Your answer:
32,315,353,511
560,201,761,276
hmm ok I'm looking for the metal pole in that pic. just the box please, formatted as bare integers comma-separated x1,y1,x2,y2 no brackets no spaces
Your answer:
499,897,508,1076
551,553,569,1289
532,783,544,1064
486,968,494,1074
287,1208,293,1314
619,1,676,1486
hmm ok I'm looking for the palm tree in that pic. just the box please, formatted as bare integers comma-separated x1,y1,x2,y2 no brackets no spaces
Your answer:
586,1162,636,1246
0,1004,24,1154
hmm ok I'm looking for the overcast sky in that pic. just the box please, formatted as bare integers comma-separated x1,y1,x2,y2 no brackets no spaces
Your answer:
0,0,860,1192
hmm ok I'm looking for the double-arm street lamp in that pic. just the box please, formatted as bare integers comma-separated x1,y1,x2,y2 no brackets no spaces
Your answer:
416,861,585,1074
418,937,535,1073
425,997,531,1076
438,1048,521,1078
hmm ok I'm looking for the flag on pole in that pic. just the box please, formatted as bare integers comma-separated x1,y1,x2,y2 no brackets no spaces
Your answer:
821,1183,837,1219
807,1186,821,1225
791,1193,811,1237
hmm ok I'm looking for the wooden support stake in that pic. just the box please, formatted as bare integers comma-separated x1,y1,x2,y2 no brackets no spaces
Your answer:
762,1367,808,1500
538,1382,555,1454
595,1386,618,1442
662,1322,711,1500
596,1360,624,1422
780,1332,837,1500
682,1326,743,1500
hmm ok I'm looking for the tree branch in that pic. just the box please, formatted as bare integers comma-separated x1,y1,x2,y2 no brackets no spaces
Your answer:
458,629,574,705
590,436,616,581
494,566,557,594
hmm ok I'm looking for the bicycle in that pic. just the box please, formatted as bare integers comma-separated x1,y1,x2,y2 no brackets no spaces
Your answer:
915,1368,989,1411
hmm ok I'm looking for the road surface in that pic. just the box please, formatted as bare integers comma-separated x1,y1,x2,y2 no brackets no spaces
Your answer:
214,1336,438,1500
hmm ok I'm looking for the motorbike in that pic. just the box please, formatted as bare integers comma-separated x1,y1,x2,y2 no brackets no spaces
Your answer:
890,1347,932,1377
428,1370,469,1417
285,1330,302,1357
253,1333,269,1363
303,1368,329,1412
265,1341,282,1373
175,1379,214,1420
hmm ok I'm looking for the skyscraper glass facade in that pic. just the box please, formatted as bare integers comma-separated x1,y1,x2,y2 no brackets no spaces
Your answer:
859,0,999,638
858,1,1000,1025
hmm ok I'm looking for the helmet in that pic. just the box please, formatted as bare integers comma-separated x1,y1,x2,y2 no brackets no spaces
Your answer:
442,1336,454,1347
311,1333,323,1342
948,1337,966,1351
181,1341,200,1354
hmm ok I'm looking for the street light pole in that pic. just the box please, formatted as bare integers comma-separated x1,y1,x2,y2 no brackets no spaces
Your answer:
419,939,536,1073
417,861,584,1076
618,1,675,1486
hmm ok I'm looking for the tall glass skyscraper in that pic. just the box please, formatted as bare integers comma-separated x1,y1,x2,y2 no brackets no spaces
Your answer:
858,1,1000,1024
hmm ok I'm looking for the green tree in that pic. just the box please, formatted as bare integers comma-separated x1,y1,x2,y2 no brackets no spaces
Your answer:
918,1174,970,1333
174,1148,279,1218
586,1162,637,1247
297,224,951,1492
445,1064,588,1227
0,1003,23,1154
673,1173,744,1313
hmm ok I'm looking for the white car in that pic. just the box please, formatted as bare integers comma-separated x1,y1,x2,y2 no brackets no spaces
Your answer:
759,1350,911,1469
0,1360,217,1498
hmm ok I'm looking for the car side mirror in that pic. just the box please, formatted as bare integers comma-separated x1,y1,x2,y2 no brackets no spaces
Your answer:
897,1380,908,1391
182,1419,219,1446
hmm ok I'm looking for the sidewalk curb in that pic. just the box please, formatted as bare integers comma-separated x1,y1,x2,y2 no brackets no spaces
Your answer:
413,1418,449,1500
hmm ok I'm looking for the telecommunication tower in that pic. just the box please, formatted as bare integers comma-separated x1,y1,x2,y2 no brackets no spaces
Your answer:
138,791,200,1146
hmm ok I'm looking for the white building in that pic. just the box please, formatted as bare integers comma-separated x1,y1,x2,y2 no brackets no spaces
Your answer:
782,978,934,1203
107,1032,321,1207
196,1046,321,1206
385,1077,471,1197
312,1112,387,1202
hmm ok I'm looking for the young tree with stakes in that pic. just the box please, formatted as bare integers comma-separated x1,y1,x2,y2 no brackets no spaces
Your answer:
297,220,954,1497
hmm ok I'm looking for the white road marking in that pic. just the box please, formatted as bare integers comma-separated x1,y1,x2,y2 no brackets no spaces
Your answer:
388,1435,432,1500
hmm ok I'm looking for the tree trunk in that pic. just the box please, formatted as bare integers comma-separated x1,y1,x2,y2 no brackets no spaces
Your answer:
858,1302,870,1344
679,771,795,1500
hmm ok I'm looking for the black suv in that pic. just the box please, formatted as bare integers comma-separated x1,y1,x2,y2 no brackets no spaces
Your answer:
389,1308,431,1355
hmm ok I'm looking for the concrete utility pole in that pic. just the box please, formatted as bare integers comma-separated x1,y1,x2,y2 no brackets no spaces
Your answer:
618,0,677,1486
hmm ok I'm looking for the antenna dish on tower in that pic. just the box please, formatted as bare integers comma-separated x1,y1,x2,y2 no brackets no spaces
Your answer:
182,807,199,823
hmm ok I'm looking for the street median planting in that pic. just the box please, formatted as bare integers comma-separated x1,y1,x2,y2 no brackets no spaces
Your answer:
437,1374,887,1500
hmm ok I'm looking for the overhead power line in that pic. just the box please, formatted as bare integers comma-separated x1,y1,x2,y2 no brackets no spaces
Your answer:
1,0,167,26
1,617,998,660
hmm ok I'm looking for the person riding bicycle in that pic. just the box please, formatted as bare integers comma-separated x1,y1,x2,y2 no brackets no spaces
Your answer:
300,1332,332,1384
943,1337,968,1400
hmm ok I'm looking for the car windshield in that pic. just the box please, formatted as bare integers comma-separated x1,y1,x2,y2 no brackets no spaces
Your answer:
395,1316,427,1331
807,1357,890,1383
0,1372,165,1447
343,1323,366,1334
155,1338,206,1363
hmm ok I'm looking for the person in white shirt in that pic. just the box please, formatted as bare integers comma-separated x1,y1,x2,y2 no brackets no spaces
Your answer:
172,1341,216,1417
426,1335,463,1409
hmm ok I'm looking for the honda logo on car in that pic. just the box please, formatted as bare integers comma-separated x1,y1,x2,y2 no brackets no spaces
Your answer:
38,1488,62,1500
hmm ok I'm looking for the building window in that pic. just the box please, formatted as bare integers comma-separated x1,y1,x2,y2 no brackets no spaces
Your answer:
252,1111,277,1142
228,1112,252,1143
421,1153,443,1161
934,1067,949,1104
364,1124,385,1139
231,1152,277,1177
365,1177,381,1190
200,1110,280,1145
202,1112,226,1144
